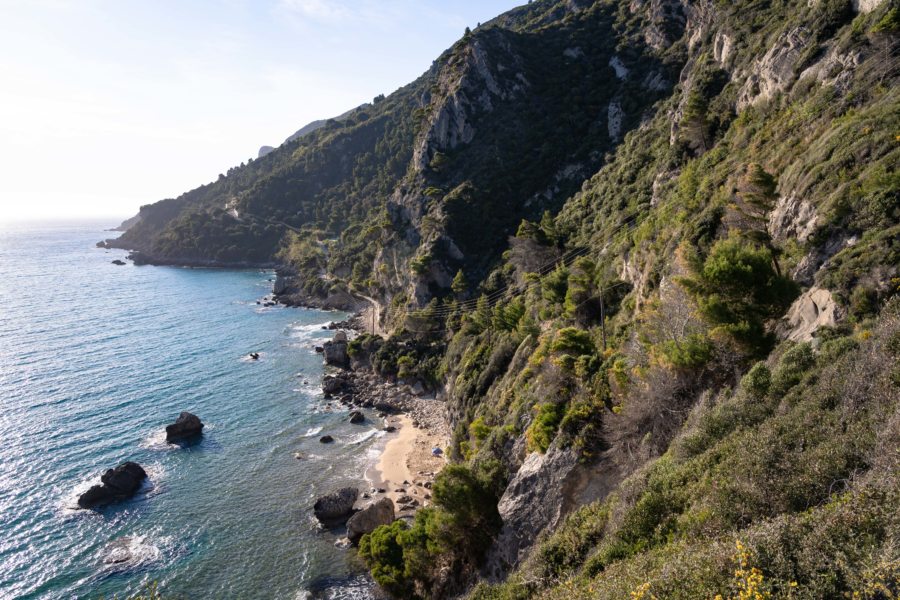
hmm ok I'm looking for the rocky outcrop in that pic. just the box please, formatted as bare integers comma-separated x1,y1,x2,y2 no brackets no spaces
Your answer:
165,412,204,442
313,487,359,525
78,462,147,509
607,100,624,141
411,31,526,172
852,0,887,13
792,232,858,286
780,286,841,342
484,448,617,579
273,273,288,295
323,373,350,397
768,193,818,243
799,48,863,96
346,497,395,544
631,0,687,50
737,27,811,109
258,145,275,158
323,331,350,368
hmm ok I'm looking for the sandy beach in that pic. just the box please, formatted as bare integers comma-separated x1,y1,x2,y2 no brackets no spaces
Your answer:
369,413,448,512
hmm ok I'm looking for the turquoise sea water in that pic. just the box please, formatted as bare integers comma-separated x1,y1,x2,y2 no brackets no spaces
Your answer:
0,221,381,599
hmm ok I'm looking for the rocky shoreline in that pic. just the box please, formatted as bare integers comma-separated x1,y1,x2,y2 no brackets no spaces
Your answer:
314,313,450,528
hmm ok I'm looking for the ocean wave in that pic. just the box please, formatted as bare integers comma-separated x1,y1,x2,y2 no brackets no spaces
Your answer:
303,426,323,437
344,429,384,446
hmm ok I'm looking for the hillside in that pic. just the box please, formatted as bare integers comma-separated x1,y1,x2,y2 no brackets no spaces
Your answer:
108,0,899,598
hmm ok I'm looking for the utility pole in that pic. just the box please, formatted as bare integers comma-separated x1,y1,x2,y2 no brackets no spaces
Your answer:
599,285,607,352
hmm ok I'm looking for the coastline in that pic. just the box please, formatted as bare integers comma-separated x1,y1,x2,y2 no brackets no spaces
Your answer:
315,309,450,518
366,412,448,513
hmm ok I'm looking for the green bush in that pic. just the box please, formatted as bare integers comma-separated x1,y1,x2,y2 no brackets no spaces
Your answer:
653,333,714,369
769,342,815,397
680,235,799,355
527,402,566,453
741,362,771,399
359,520,412,597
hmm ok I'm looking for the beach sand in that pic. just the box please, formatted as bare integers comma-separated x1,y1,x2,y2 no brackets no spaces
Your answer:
370,413,447,511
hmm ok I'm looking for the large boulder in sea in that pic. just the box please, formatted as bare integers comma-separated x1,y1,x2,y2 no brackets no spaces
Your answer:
347,497,395,544
78,462,147,509
313,487,359,525
165,412,204,442
323,332,349,368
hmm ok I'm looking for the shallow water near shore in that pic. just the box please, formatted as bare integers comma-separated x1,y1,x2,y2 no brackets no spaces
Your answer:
0,221,383,599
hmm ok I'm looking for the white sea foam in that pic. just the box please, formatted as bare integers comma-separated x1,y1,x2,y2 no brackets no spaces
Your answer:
303,426,323,437
99,535,164,572
345,429,384,446
139,428,172,450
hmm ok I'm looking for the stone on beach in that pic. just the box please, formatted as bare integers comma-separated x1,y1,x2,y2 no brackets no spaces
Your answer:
346,497,395,544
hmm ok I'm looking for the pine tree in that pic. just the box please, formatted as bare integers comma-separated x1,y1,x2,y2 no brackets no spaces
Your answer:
680,91,711,155
732,163,782,275
452,269,468,298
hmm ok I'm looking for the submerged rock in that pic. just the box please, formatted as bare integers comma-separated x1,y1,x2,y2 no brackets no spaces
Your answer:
77,462,147,509
111,259,126,266
313,487,359,525
165,412,204,442
347,497,395,544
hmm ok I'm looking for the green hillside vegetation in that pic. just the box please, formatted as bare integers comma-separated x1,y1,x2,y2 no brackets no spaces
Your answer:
112,0,899,597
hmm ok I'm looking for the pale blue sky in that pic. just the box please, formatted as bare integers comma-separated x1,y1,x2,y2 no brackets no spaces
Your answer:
0,0,521,221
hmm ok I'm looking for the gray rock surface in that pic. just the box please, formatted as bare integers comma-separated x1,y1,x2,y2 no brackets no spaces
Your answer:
346,497,395,544
323,332,350,368
737,27,811,109
768,193,818,243
781,286,841,342
313,487,359,525
483,447,618,580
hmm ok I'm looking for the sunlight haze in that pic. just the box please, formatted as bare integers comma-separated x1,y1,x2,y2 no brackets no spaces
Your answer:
0,0,520,222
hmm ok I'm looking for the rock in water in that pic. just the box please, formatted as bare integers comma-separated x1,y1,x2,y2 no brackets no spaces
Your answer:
348,410,365,424
347,497,395,544
165,412,204,442
319,435,334,443
77,462,147,509
313,487,359,525
323,331,349,367
111,259,126,266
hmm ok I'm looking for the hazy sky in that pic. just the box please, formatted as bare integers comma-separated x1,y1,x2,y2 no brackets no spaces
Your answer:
0,0,521,222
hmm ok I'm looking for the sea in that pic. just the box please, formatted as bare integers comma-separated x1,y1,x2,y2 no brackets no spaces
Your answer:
0,220,384,599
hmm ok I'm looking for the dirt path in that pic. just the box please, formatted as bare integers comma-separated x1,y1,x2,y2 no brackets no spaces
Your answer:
357,293,386,336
